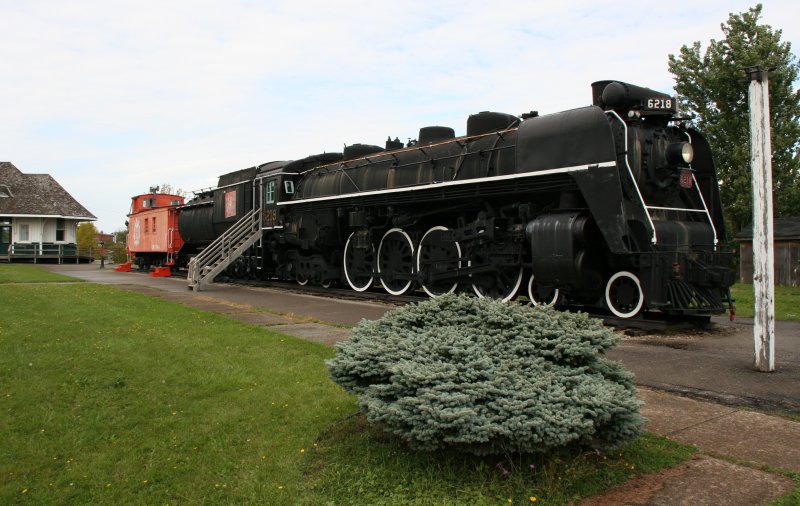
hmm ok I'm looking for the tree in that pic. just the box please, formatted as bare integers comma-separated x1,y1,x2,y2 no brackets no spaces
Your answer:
668,4,800,233
108,228,129,263
158,183,186,197
76,222,99,257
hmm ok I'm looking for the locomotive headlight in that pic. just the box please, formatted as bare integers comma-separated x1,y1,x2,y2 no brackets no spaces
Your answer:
667,142,694,166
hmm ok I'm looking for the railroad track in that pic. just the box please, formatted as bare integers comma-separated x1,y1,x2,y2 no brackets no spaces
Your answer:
210,275,713,332
123,268,711,332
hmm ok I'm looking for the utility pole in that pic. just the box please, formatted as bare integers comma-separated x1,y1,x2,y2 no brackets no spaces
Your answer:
746,65,775,372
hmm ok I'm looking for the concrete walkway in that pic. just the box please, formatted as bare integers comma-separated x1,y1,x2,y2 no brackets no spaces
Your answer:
599,388,799,505
41,264,800,504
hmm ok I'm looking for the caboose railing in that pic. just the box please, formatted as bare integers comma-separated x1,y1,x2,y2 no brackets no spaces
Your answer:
187,207,262,291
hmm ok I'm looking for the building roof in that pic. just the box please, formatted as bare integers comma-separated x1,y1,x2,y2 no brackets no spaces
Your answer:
0,162,96,220
735,217,800,241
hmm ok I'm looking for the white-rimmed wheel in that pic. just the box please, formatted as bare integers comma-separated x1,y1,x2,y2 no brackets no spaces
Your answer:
527,273,559,307
343,232,374,292
416,226,461,298
471,267,523,302
377,228,415,295
469,245,523,302
296,275,309,286
605,270,644,318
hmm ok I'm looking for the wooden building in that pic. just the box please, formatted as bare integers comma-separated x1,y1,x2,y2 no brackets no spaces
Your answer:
0,162,96,263
736,217,800,286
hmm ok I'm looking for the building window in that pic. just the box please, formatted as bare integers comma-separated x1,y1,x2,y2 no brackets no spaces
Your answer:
143,199,150,208
0,184,11,197
56,218,65,241
19,224,29,241
152,216,156,233
145,218,149,233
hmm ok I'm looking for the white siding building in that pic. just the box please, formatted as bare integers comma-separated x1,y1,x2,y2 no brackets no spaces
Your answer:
0,162,96,262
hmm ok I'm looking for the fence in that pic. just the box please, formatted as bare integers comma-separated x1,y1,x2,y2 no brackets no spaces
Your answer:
6,243,94,264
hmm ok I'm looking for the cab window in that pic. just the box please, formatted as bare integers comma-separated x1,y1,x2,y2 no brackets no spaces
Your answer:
265,181,276,204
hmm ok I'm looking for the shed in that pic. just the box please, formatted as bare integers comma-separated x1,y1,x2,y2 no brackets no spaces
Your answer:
735,217,800,286
0,162,96,263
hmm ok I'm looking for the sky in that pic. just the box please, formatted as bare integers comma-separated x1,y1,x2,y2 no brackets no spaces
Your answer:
1,1,798,233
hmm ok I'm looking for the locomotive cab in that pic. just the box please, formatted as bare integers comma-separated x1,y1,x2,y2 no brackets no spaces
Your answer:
255,161,294,229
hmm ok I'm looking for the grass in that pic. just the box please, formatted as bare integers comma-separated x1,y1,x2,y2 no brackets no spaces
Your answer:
302,416,695,505
0,263,82,283
1,265,700,504
1,283,352,504
730,283,800,321
769,472,800,506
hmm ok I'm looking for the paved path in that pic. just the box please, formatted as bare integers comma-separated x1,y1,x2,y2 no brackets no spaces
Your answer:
40,264,800,504
607,317,800,415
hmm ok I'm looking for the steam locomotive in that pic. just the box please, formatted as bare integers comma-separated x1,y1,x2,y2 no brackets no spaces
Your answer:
178,80,735,319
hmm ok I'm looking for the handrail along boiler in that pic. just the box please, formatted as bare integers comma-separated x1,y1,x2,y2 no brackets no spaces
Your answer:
179,80,735,319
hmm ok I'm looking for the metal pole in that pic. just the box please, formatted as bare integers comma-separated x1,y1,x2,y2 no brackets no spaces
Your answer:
747,65,776,372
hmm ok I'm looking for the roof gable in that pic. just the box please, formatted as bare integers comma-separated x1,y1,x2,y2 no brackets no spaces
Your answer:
0,162,96,219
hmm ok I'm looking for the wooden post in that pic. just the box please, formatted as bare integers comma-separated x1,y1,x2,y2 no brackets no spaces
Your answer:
747,65,776,372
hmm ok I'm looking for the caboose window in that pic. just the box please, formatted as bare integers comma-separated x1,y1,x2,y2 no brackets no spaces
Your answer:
265,181,276,204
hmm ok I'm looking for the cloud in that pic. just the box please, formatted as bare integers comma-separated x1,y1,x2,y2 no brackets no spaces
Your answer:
1,0,797,232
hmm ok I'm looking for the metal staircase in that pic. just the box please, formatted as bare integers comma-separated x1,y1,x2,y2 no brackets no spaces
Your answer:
187,207,262,291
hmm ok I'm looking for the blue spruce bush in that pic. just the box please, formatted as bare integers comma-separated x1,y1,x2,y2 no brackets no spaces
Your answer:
326,294,644,455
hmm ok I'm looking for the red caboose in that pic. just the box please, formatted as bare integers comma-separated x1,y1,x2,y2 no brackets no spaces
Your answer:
118,191,185,276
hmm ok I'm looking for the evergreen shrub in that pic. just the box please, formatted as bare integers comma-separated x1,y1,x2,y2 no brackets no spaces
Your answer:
327,294,644,455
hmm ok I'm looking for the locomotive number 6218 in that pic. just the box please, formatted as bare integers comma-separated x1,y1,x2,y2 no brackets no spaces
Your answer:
646,98,673,110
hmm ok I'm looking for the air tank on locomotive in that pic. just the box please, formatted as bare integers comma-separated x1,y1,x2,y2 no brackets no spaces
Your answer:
177,192,215,249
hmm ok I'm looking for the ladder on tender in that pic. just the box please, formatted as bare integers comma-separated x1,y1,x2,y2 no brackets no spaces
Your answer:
187,207,262,291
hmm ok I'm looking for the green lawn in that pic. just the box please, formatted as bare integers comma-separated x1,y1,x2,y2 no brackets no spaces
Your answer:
730,283,800,321
0,263,82,283
1,266,699,504
1,283,351,504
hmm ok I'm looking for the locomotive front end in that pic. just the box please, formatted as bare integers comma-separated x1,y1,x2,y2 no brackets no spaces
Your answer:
587,80,735,318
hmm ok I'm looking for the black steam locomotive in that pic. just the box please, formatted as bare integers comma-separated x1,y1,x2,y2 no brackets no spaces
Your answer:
179,80,735,319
